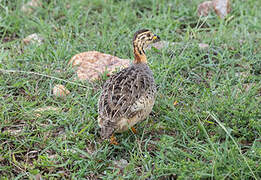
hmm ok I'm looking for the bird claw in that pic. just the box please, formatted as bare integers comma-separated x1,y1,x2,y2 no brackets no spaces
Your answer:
110,134,118,145
131,127,137,134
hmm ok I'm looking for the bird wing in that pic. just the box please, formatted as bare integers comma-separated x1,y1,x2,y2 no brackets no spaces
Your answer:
98,65,155,127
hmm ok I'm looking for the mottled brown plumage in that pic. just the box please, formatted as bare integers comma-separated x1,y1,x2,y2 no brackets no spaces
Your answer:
98,29,160,140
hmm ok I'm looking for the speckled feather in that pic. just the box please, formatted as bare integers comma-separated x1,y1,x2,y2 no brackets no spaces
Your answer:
98,29,159,139
98,63,156,138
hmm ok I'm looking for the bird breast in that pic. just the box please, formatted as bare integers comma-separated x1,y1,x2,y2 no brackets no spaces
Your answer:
116,92,155,132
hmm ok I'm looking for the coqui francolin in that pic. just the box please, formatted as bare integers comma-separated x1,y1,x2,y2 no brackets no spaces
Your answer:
98,29,160,144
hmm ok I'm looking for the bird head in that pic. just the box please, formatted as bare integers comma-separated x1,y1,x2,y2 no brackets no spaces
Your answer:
132,29,160,63
133,29,160,49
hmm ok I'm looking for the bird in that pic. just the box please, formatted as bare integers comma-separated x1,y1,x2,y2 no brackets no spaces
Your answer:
98,29,160,145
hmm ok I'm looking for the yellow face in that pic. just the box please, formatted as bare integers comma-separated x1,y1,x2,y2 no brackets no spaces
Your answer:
133,29,160,49
143,31,160,46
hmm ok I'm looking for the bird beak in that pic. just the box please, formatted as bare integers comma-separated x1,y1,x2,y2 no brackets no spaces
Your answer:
153,34,160,42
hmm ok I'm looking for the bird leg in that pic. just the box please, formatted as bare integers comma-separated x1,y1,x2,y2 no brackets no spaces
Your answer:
110,134,118,145
131,127,137,134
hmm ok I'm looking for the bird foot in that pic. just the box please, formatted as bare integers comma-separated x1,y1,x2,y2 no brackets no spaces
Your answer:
110,134,118,145
131,127,137,134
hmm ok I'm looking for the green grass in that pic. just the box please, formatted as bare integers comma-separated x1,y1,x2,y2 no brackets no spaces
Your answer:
0,0,260,179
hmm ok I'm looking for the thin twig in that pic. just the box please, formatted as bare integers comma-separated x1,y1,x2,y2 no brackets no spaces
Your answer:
0,68,90,89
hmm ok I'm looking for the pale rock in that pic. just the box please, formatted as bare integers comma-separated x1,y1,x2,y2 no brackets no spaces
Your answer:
53,84,70,97
68,51,130,81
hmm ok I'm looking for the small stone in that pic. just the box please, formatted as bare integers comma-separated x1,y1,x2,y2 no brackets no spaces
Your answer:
53,84,70,97
23,33,44,45
197,1,213,17
213,0,231,19
113,159,128,170
197,0,231,19
21,0,42,14
198,43,209,50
